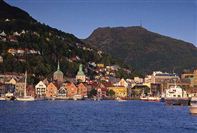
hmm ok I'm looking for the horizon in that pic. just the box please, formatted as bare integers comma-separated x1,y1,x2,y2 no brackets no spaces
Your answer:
5,0,197,46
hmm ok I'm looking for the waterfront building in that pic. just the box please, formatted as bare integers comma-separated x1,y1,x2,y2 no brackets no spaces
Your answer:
35,81,46,97
0,83,6,96
46,82,57,98
77,83,88,98
165,85,187,98
58,84,67,97
26,85,35,97
134,77,144,84
53,61,64,83
65,82,78,98
108,86,127,98
114,78,128,88
96,83,108,99
181,72,194,80
186,87,197,97
76,64,86,82
151,71,179,84
192,69,197,87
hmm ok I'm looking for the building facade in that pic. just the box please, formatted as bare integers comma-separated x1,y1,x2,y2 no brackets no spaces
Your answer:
35,81,46,97
46,82,57,98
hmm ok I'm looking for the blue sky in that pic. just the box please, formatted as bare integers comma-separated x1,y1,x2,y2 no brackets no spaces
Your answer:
6,0,197,46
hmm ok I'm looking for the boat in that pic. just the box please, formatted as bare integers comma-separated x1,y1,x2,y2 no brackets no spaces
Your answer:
16,96,35,101
5,92,15,100
16,71,35,102
140,95,160,102
0,97,6,101
189,97,197,114
73,94,83,100
116,97,127,102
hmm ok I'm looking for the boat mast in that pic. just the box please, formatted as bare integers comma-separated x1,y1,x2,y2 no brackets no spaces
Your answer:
24,71,27,97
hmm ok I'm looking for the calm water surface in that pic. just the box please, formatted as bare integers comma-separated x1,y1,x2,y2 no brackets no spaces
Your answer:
0,100,197,133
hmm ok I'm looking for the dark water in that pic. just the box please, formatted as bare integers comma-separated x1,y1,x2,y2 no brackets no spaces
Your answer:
0,100,197,133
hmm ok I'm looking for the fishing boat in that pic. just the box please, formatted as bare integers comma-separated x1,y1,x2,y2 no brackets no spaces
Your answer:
16,71,35,102
189,97,197,114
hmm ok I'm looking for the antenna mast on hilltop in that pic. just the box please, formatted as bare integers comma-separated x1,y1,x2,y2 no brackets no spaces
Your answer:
140,19,143,27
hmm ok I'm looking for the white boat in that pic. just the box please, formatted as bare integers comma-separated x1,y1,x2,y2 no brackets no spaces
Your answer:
116,97,127,102
140,96,160,102
147,96,160,101
189,97,197,114
0,97,6,101
73,94,82,100
16,96,35,101
16,71,35,102
5,92,15,100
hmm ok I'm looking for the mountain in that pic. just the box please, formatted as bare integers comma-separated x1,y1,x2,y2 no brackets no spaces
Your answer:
84,26,197,74
0,0,129,82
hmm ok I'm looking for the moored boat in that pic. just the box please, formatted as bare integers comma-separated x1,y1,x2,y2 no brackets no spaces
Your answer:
165,97,189,106
0,97,6,101
16,71,35,102
16,96,35,101
116,97,127,102
140,96,160,102
5,92,15,100
189,97,197,114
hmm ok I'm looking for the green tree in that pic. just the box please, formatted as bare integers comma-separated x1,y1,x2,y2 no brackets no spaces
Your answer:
106,89,115,97
88,88,97,98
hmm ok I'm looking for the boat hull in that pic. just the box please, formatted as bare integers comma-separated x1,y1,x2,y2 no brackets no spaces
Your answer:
16,96,35,101
189,106,197,114
0,97,6,101
165,98,189,106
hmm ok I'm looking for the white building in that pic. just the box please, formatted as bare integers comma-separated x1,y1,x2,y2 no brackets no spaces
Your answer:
35,81,47,97
134,77,144,84
114,78,128,88
165,85,186,98
151,71,179,84
0,31,6,37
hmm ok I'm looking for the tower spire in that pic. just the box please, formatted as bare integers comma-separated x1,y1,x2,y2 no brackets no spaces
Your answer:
57,60,60,70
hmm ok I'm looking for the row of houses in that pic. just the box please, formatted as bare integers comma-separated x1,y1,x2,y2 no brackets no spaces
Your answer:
7,48,41,56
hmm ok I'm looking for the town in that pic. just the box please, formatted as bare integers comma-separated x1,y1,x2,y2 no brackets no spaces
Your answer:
0,57,196,103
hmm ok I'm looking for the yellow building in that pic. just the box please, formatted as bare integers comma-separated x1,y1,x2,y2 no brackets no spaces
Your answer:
192,69,197,87
108,86,127,98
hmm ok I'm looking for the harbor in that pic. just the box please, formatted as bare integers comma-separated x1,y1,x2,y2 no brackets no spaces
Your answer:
0,100,197,133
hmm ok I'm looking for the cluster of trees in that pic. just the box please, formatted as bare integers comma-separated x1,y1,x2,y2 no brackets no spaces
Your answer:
88,88,115,98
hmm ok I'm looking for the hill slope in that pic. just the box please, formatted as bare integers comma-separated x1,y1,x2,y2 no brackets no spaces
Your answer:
84,26,197,74
0,0,122,81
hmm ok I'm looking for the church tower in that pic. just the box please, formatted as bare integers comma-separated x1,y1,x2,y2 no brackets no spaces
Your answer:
53,61,64,83
76,64,86,82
